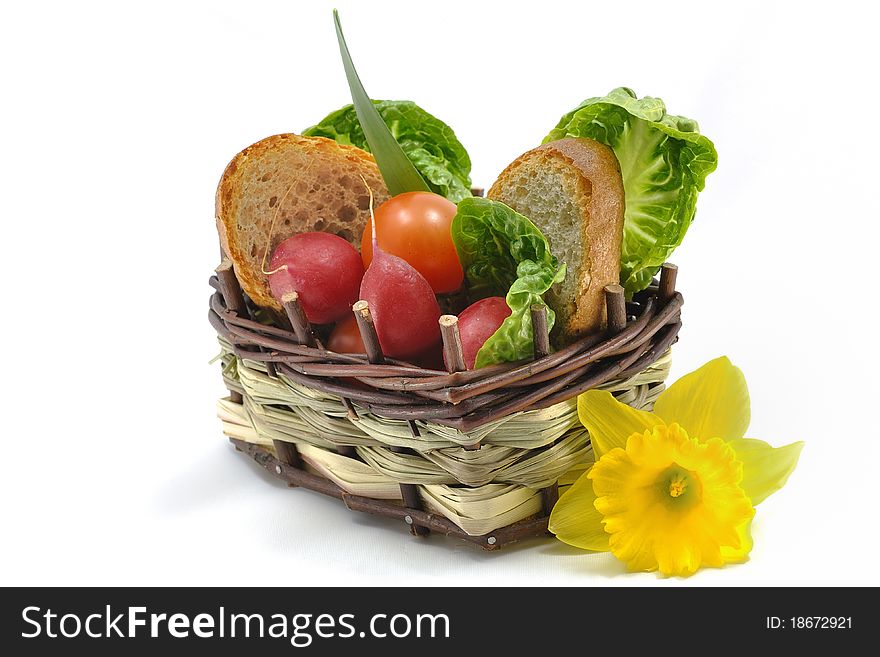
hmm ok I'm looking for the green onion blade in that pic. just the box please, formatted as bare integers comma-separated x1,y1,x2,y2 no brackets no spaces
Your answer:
333,9,431,196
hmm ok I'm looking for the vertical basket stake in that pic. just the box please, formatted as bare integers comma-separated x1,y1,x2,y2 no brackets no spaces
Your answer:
340,397,360,422
283,294,350,415
354,300,429,536
395,421,428,536
541,483,559,518
272,440,302,486
530,304,551,359
352,300,384,365
439,315,467,374
604,284,627,335
284,294,348,414
530,303,558,515
282,291,318,348
270,291,329,465
659,263,678,303
216,259,278,378
440,315,480,451
346,301,380,421
215,259,246,403
215,259,248,318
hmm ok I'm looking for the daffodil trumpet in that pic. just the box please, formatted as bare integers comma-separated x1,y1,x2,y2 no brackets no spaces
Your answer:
549,356,803,577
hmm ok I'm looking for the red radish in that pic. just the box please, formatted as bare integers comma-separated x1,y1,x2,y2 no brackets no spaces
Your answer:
327,315,366,354
452,297,512,369
267,232,364,324
359,187,441,358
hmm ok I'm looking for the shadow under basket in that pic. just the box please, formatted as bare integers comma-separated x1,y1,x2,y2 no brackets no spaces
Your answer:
209,261,683,550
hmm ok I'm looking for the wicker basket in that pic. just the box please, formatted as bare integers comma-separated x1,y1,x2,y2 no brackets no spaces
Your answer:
209,259,682,549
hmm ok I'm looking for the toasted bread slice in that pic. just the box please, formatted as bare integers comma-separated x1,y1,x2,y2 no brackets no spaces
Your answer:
216,134,389,311
488,138,624,341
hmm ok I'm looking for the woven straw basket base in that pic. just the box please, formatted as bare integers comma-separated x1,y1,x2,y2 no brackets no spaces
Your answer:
210,262,683,550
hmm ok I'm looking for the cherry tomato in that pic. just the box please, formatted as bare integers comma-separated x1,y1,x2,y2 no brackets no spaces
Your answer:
327,315,370,391
361,191,464,294
327,315,366,354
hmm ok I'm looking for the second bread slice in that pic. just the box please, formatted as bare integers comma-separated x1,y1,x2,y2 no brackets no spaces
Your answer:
488,138,625,342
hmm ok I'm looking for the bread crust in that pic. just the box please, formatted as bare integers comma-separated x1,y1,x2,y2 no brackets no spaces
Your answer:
488,138,624,339
215,134,388,311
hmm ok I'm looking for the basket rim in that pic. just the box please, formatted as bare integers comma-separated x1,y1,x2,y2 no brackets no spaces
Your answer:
209,262,682,431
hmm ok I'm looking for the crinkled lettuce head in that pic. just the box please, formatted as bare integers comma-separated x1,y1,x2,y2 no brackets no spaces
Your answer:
305,100,473,203
544,87,717,296
451,198,566,368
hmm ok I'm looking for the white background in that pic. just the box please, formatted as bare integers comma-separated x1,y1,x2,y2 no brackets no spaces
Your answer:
2,0,878,586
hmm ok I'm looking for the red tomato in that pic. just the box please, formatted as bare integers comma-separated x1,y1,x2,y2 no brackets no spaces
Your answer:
327,315,365,354
361,191,464,294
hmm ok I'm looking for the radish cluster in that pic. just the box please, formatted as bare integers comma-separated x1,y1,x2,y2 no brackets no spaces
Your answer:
268,191,509,368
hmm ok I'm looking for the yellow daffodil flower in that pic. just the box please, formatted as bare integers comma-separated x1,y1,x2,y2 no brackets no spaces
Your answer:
549,356,803,577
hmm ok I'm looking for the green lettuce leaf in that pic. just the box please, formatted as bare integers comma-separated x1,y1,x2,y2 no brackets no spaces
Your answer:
451,198,566,367
545,87,717,296
305,100,473,203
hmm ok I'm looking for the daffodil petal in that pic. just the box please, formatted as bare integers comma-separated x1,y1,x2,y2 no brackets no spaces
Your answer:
590,426,755,577
557,463,590,486
653,356,750,442
549,470,609,552
720,519,753,564
577,390,663,459
729,438,804,505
